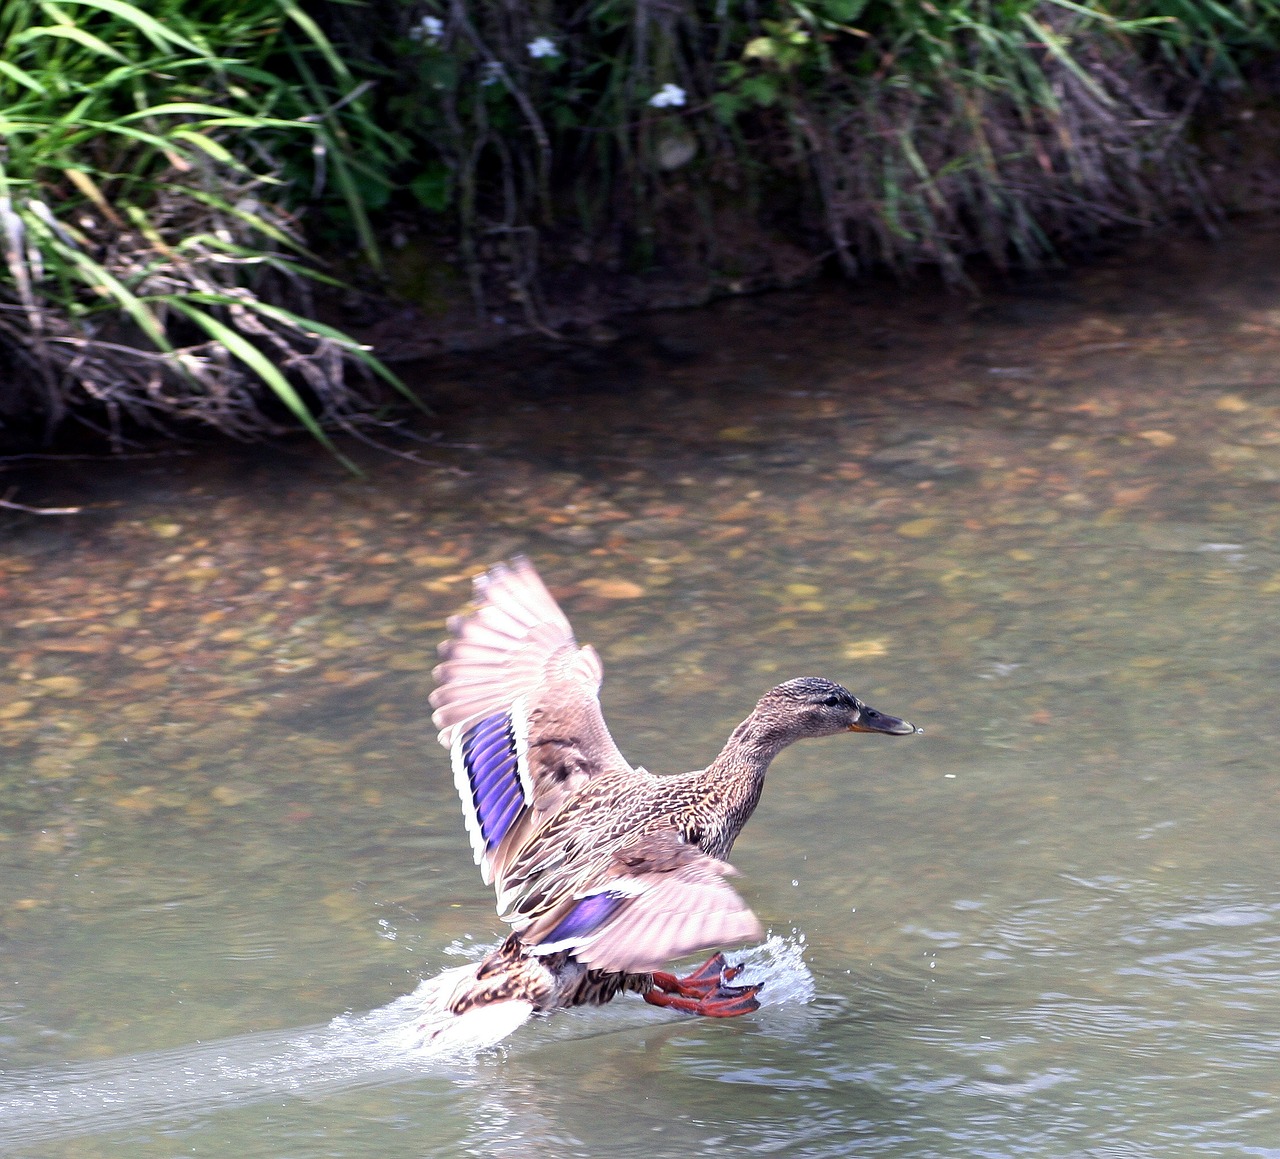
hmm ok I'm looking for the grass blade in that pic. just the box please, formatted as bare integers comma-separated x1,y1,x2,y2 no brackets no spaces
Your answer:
13,23,129,62
167,300,361,474
181,292,427,412
48,0,208,56
24,213,171,350
1019,12,1113,107
0,60,48,94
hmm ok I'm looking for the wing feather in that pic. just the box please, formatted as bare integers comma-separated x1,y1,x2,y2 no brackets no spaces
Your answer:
575,871,762,973
432,557,636,901
521,830,764,973
435,561,763,974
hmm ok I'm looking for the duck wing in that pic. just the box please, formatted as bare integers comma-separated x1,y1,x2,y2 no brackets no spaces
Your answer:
431,557,636,890
516,829,763,974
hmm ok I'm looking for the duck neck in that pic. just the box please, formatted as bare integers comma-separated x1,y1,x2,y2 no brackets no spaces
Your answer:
698,710,794,856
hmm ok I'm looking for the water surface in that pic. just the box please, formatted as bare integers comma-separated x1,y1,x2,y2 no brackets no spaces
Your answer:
1,226,1279,1156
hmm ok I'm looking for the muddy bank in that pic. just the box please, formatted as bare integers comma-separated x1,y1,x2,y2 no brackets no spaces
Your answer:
353,183,1280,368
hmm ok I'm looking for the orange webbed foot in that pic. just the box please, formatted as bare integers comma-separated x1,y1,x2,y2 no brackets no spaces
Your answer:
645,953,759,1017
644,981,761,1017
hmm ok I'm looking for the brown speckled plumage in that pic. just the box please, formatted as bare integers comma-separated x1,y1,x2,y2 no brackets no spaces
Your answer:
429,557,917,1019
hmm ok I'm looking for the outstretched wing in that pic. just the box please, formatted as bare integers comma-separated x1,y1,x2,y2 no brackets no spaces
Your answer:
430,557,635,891
518,830,763,974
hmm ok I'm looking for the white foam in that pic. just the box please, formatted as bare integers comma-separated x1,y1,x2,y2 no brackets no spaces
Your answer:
0,933,815,1147
734,932,818,1007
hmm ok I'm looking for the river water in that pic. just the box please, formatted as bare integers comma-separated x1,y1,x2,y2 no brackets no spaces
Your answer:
1,225,1278,1156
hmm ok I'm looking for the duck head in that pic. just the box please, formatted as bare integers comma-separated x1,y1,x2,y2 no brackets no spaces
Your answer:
757,676,918,741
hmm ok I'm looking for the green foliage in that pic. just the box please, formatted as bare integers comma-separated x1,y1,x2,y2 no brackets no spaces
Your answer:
371,0,1280,288
0,0,413,457
6,0,1280,451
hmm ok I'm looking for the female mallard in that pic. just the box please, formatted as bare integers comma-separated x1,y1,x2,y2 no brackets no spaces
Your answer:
427,557,917,1025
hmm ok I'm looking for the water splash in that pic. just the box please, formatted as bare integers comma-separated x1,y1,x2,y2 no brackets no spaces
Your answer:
0,933,815,1149
0,1006,466,1151
735,932,818,1007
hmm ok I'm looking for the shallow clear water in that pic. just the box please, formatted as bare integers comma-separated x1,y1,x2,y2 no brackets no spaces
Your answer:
1,226,1279,1156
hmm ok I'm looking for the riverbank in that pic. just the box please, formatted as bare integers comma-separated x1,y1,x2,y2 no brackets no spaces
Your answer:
6,2,1280,450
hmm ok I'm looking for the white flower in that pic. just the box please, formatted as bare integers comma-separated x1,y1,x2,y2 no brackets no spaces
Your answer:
527,37,558,59
410,14,444,42
648,83,686,109
480,60,505,86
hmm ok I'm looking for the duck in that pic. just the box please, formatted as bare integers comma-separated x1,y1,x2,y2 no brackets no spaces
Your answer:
425,556,917,1027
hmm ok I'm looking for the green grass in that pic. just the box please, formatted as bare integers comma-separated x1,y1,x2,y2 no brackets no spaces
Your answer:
380,0,1280,288
4,1,1280,455
0,0,415,460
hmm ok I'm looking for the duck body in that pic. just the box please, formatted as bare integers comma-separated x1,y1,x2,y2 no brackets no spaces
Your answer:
425,557,916,1028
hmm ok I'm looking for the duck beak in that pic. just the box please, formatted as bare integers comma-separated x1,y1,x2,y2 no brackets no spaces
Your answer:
849,704,918,736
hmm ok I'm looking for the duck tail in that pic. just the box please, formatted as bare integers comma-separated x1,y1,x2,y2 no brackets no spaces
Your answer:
402,959,536,1053
402,935,558,1053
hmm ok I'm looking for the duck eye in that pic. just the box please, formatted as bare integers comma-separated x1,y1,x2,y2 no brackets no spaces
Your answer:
822,695,842,707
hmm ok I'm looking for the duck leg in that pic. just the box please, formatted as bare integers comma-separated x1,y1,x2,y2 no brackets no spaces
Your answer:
644,952,760,1017
649,952,737,996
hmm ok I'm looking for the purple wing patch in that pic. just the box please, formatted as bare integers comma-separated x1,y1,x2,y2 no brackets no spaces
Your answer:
460,711,525,851
543,891,627,944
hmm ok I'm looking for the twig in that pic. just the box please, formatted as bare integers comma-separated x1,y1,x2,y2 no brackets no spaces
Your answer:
0,449,193,464
0,493,82,515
